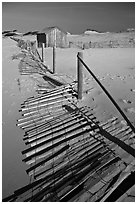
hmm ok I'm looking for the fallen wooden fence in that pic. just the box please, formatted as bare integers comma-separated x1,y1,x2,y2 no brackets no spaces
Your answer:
3,39,134,202
3,82,134,202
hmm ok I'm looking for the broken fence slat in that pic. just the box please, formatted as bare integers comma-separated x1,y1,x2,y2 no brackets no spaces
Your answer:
99,128,135,157
26,144,69,174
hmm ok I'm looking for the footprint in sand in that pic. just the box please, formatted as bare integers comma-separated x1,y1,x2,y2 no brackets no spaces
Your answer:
121,120,127,126
109,77,114,80
119,76,126,81
100,77,106,81
123,99,132,104
10,93,15,97
96,90,103,95
119,98,132,104
124,107,135,114
124,100,132,104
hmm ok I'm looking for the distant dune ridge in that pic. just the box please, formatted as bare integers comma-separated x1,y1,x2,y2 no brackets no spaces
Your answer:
67,28,135,49
2,27,135,48
83,28,135,35
84,29,104,35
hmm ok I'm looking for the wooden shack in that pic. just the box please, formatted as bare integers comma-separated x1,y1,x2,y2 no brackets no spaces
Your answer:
37,26,68,48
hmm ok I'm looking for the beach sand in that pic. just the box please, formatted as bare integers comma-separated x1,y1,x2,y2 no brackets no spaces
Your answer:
2,36,135,199
38,46,135,125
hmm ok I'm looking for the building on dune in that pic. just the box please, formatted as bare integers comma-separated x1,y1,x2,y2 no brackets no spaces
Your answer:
37,26,69,48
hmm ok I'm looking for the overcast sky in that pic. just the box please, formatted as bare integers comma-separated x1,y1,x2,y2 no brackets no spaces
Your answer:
2,2,135,34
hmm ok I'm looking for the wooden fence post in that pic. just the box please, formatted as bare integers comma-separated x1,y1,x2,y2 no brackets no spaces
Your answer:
77,52,83,99
42,43,45,62
53,46,56,74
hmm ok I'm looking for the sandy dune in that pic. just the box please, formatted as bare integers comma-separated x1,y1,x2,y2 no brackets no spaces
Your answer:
2,36,135,200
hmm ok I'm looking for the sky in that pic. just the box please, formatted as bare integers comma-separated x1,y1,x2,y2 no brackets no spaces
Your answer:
2,2,135,34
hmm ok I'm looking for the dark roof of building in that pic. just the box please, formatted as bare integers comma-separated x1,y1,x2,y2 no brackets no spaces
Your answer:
38,26,67,34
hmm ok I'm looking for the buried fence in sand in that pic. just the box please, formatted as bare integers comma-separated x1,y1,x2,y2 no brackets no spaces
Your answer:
3,37,135,202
